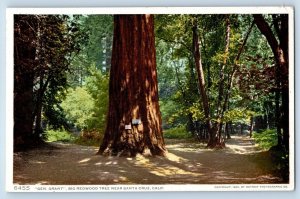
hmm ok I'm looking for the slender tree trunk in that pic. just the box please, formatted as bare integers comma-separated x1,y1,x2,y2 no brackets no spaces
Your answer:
174,60,197,136
33,23,44,141
249,117,254,138
192,17,214,148
98,15,166,157
230,122,234,134
282,87,289,150
226,122,231,139
240,124,243,135
223,21,254,112
275,84,282,144
105,36,112,72
34,94,43,138
217,20,254,143
216,15,230,143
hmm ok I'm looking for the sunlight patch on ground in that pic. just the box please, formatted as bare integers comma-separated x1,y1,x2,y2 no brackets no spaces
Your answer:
13,136,284,185
225,136,262,154
113,176,128,182
94,157,119,166
105,161,112,165
226,143,260,154
30,160,46,164
104,161,118,165
212,170,238,177
14,175,30,181
170,147,206,153
165,152,188,163
135,154,150,164
150,166,203,177
167,142,206,151
35,181,49,185
134,154,202,177
78,158,91,163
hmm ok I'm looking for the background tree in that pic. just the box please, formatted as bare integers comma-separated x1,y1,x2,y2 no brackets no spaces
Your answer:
154,14,288,150
67,15,113,87
61,66,109,132
192,16,214,146
14,13,290,158
46,15,112,145
14,15,37,150
253,14,289,151
14,15,84,151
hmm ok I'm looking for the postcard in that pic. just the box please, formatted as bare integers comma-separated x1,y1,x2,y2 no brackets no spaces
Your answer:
6,7,294,192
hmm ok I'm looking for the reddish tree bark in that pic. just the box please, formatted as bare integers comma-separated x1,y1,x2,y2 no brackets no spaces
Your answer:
192,18,215,147
97,15,167,157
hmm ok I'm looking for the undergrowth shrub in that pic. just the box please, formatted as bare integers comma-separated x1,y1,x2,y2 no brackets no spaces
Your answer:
253,129,289,182
46,129,75,142
74,130,103,146
252,129,277,150
163,126,192,139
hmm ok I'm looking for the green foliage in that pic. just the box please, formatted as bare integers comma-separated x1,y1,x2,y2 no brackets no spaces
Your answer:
46,129,75,142
83,15,113,71
163,126,193,139
43,78,70,130
84,66,109,131
155,31,199,129
45,128,103,146
40,14,282,148
61,87,95,130
43,15,111,144
67,15,113,88
160,99,188,128
155,14,256,132
155,40,192,128
61,67,109,133
224,108,256,123
15,15,87,137
187,102,205,121
252,129,277,150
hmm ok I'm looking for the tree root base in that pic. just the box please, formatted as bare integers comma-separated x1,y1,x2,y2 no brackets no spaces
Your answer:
96,146,167,157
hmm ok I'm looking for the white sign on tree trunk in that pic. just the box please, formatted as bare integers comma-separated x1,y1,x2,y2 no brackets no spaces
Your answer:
132,119,141,125
125,124,132,130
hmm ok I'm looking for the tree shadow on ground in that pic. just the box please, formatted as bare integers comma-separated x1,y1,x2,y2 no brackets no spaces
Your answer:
13,136,285,185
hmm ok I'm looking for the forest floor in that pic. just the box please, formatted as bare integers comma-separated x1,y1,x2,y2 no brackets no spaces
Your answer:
13,135,285,185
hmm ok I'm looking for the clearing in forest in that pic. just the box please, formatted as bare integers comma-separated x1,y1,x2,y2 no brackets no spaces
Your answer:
13,135,284,185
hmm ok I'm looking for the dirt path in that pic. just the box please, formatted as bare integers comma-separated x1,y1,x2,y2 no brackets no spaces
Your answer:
13,136,284,185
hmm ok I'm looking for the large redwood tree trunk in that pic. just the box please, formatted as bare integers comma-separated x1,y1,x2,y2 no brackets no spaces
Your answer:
97,15,167,157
